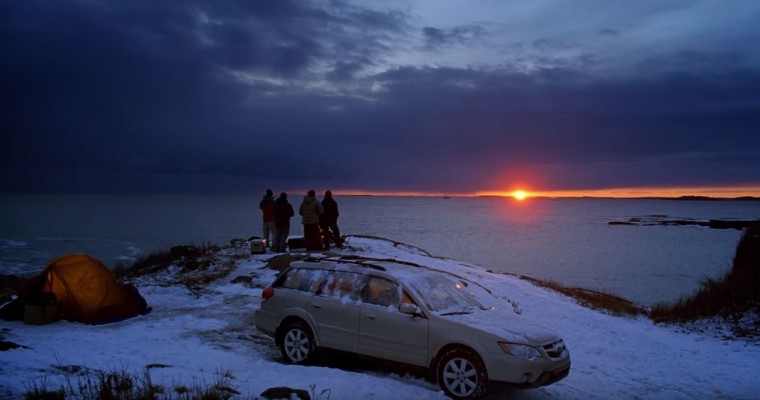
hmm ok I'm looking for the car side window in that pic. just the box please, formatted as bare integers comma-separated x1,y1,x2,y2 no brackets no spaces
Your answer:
401,291,414,305
362,276,400,308
278,268,330,293
322,271,364,301
276,268,299,289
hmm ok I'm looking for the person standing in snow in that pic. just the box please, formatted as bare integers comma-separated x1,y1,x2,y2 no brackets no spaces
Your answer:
259,189,276,248
272,192,294,252
320,190,342,249
299,190,324,251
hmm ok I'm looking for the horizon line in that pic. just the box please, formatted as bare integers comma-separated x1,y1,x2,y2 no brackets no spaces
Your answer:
332,185,760,199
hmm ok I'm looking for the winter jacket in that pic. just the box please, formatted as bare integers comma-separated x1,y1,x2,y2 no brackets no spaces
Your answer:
321,197,339,223
299,195,323,225
274,198,295,229
259,195,275,222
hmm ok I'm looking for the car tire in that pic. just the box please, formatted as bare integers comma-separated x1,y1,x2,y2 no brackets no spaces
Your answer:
436,348,489,400
279,320,316,364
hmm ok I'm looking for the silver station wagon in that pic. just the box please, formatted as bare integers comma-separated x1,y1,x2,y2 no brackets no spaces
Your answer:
254,257,570,399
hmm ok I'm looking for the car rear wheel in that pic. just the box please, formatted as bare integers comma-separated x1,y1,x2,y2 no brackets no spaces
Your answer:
279,320,316,364
437,348,489,400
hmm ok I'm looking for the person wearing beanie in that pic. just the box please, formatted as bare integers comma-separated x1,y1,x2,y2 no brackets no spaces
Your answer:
299,190,324,251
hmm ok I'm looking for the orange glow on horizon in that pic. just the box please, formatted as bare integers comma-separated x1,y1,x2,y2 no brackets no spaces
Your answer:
477,185,760,198
513,190,528,200
320,185,760,199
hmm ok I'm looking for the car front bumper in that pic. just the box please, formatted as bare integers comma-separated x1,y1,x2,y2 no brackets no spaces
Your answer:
484,351,571,387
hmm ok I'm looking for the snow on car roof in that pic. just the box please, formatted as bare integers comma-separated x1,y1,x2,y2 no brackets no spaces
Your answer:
296,256,471,283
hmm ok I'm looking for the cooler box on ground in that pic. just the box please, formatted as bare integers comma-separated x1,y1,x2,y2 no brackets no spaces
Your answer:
250,239,266,254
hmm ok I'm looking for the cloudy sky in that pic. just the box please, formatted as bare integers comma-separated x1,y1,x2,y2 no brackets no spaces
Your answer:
2,0,759,196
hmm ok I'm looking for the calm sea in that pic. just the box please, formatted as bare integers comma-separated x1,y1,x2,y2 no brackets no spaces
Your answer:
1,194,758,306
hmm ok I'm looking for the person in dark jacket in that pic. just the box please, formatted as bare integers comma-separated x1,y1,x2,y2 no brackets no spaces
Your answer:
320,190,342,249
299,190,324,251
272,192,294,252
259,189,276,248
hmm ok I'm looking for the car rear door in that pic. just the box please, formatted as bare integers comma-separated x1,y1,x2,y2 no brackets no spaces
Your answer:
357,276,429,366
307,271,364,352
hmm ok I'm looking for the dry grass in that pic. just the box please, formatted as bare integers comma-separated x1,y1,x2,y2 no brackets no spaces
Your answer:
112,244,221,280
0,273,24,302
519,276,646,316
25,365,246,400
651,224,760,334
112,244,238,294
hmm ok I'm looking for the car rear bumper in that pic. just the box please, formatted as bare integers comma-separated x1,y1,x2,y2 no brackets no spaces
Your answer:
254,308,277,337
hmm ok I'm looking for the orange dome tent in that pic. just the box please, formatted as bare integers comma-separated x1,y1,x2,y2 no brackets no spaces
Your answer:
18,254,148,324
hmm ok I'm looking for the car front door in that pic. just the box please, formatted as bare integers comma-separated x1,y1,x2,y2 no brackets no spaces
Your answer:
357,276,429,366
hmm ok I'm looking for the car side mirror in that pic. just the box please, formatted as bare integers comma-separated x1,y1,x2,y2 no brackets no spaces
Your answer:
399,303,424,318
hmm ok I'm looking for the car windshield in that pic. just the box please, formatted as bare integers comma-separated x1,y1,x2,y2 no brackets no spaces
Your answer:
407,274,485,314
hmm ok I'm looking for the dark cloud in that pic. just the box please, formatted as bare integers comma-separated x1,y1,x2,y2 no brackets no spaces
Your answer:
1,0,759,194
599,28,621,36
422,25,487,49
355,65,760,190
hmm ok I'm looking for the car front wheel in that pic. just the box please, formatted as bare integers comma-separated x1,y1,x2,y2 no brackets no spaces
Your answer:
437,348,489,400
279,320,316,364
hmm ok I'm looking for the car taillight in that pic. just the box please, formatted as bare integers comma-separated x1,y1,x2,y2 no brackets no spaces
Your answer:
262,286,274,301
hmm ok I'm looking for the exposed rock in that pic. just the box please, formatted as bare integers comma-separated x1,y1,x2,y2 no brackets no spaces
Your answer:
0,340,27,351
230,275,253,285
709,220,760,230
609,217,759,230
608,221,637,226
266,254,307,272
260,386,310,400
169,245,200,259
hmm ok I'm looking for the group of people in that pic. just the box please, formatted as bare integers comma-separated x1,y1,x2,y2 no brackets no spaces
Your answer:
259,189,342,252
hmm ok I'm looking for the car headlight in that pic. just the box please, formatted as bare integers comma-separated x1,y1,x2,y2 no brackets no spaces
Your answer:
498,342,542,359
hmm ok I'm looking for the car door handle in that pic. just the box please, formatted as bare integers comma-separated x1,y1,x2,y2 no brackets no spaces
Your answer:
365,314,376,320
311,304,322,309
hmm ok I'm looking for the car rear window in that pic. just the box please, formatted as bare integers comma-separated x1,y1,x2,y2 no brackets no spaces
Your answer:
319,271,365,301
275,267,365,301
278,268,321,292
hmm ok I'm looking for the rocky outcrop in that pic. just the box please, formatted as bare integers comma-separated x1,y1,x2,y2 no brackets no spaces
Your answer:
609,217,759,230
260,386,310,400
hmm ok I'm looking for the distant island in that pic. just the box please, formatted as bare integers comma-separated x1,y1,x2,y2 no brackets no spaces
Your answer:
609,217,760,230
663,196,760,201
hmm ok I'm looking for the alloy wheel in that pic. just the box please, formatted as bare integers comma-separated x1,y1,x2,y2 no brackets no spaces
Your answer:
442,357,479,398
283,328,310,362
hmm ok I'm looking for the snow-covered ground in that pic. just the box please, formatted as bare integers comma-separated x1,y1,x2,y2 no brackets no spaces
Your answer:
1,236,759,399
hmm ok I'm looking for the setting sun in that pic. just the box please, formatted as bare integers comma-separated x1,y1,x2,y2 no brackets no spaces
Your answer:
513,190,528,200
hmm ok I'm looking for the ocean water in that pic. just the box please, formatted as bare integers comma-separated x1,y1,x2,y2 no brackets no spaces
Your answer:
1,194,758,306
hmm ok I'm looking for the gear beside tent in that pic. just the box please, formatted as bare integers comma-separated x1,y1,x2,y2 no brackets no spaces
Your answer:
12,254,149,324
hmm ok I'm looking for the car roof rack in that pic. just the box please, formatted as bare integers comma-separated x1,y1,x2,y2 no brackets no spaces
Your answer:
303,256,387,271
327,255,425,269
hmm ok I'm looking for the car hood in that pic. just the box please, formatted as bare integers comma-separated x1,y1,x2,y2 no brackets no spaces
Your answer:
441,308,560,345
